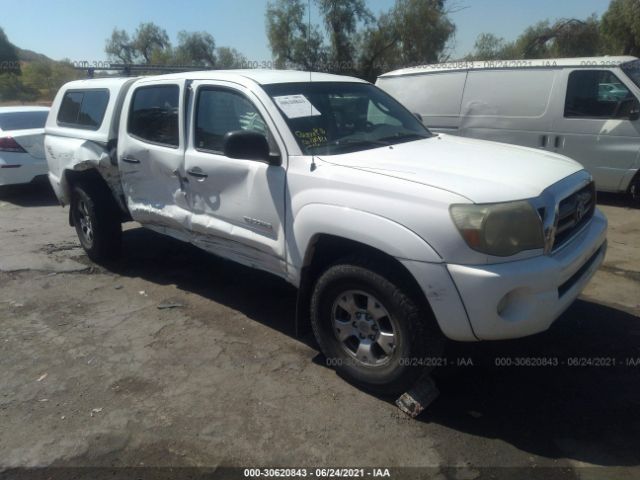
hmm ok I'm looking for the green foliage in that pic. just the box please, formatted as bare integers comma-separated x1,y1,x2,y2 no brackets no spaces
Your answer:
105,29,136,64
356,0,455,80
468,18,604,60
133,23,171,63
388,0,455,65
174,31,216,67
266,0,456,80
216,47,247,69
266,0,328,70
601,0,640,56
316,0,374,74
0,26,20,75
0,26,79,103
0,73,39,103
469,33,509,61
104,22,245,69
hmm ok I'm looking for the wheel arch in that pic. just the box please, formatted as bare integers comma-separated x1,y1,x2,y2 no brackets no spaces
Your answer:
295,233,442,339
63,166,130,225
291,204,444,337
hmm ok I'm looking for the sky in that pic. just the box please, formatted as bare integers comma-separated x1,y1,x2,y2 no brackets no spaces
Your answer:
1,0,611,64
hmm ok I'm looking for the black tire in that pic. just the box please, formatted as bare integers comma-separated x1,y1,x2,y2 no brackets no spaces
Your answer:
70,181,122,262
310,257,444,396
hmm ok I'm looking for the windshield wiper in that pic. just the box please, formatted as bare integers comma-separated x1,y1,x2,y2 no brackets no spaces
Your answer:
308,138,390,153
377,132,431,144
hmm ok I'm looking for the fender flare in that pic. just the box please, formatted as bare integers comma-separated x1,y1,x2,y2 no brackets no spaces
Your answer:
291,203,442,272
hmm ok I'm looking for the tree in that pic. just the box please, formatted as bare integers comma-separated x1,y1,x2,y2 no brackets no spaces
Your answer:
514,18,601,58
104,24,246,70
217,47,247,69
358,0,455,80
390,0,455,65
106,23,171,64
175,31,216,66
550,16,601,57
266,0,456,81
266,0,328,70
601,0,640,56
467,16,602,60
316,0,374,74
105,28,135,64
133,23,171,64
468,33,509,60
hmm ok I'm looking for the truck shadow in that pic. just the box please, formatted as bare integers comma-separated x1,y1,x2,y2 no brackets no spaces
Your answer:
424,299,640,467
0,180,58,207
112,226,639,467
597,191,638,209
113,226,301,341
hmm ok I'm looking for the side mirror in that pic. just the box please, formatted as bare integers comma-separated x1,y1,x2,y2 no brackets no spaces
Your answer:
223,130,280,165
413,112,423,123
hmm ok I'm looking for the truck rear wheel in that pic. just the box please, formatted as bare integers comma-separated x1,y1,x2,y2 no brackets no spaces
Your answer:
70,182,122,262
310,258,444,395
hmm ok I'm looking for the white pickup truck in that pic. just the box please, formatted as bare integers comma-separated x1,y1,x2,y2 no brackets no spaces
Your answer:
45,70,607,394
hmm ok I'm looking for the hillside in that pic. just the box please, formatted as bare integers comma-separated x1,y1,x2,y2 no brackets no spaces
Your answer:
17,47,54,63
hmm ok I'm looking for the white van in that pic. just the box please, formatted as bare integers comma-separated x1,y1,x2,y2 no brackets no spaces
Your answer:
376,57,640,201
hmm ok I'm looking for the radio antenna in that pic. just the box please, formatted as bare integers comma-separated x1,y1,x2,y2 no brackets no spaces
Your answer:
308,0,312,84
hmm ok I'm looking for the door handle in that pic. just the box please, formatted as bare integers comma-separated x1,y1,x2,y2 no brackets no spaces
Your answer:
122,155,140,164
187,167,208,179
554,136,562,149
539,135,548,148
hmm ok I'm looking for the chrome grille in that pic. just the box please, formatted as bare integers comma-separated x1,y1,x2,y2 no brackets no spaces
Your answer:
553,181,596,250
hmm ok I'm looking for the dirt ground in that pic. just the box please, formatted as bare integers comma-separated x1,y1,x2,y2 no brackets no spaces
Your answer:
0,183,639,479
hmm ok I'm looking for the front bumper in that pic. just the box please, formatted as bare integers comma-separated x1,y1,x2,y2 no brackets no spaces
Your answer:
446,208,607,340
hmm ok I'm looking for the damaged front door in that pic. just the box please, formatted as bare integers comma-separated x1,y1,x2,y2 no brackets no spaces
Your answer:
118,80,190,234
183,81,287,277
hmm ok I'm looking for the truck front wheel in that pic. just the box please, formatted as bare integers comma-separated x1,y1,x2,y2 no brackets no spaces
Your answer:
70,182,122,263
310,258,444,395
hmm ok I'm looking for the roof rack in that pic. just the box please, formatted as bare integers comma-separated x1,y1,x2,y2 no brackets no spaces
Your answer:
74,63,209,79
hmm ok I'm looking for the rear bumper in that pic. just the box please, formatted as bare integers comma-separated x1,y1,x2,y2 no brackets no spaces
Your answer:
0,157,47,186
447,209,607,340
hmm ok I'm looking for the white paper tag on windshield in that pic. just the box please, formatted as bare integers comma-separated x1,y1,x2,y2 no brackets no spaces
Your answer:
273,95,321,119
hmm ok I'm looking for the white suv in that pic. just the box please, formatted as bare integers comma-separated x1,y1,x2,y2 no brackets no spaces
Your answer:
45,71,607,394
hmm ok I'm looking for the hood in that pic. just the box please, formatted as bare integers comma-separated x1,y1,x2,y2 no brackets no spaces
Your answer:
318,134,583,203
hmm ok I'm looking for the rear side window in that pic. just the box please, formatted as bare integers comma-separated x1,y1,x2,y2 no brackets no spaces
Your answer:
0,111,48,130
128,85,180,147
564,70,637,119
57,90,109,129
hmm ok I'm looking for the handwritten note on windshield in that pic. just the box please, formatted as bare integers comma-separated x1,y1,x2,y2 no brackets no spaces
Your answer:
273,95,321,119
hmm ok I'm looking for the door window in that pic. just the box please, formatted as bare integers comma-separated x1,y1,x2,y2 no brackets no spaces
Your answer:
564,70,638,119
128,85,180,147
195,88,276,154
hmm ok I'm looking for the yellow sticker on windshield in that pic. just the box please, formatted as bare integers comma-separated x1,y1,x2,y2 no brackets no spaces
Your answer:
295,128,327,148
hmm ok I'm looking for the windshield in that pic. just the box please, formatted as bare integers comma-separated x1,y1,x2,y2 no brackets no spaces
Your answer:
263,82,431,155
622,60,640,89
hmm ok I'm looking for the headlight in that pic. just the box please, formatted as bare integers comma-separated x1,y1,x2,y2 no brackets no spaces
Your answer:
450,201,544,256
